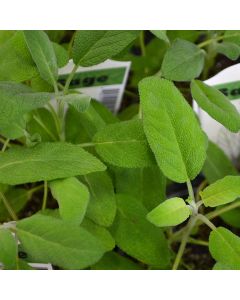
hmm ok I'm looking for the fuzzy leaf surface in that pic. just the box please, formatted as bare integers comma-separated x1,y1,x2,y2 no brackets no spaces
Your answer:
73,30,140,67
93,119,155,168
139,77,206,183
0,142,106,185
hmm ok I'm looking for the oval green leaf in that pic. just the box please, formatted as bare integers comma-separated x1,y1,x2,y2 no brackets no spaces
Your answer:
139,77,207,183
147,197,191,227
201,175,240,207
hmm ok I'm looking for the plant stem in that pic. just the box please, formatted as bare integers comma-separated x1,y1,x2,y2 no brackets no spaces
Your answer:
186,180,196,208
63,64,79,95
0,192,18,221
139,31,146,57
206,201,240,220
197,214,216,231
196,179,208,202
197,32,240,48
41,181,48,211
47,103,61,140
188,237,209,247
172,216,197,270
1,138,10,152
27,184,44,196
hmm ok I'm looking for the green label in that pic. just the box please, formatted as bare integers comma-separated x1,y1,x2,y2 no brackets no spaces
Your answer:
214,81,240,100
59,67,126,89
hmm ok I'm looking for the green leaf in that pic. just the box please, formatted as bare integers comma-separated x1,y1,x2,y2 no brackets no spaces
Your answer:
93,119,156,168
0,31,37,82
81,218,115,252
0,82,52,139
92,252,143,270
0,188,30,222
50,177,89,225
72,30,140,67
0,229,17,270
24,30,58,87
139,77,207,183
213,262,233,270
59,93,91,113
52,42,68,68
191,80,240,132
216,42,240,60
16,214,105,269
209,227,240,269
147,197,191,227
81,171,116,227
161,39,205,81
223,30,240,46
91,100,118,124
115,166,166,210
150,30,169,43
111,194,170,267
0,142,106,185
201,176,240,207
202,141,238,184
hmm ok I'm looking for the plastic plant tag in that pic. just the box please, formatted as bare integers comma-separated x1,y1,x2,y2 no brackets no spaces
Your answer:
193,63,240,160
59,59,131,112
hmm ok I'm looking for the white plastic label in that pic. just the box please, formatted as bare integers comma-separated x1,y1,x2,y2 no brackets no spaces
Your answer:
59,59,131,112
193,63,240,159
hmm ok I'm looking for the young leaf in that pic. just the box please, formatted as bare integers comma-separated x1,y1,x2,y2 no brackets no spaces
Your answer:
139,77,207,183
16,214,105,269
59,93,91,113
216,42,240,60
223,30,240,46
81,171,116,227
0,229,17,270
147,197,191,227
209,227,240,269
93,119,156,168
72,30,140,67
111,194,170,267
50,177,89,225
0,142,106,185
52,42,69,68
201,176,240,207
0,82,52,139
24,30,58,87
202,141,238,184
191,80,240,132
150,30,169,43
161,39,205,81
0,31,37,82
220,203,240,229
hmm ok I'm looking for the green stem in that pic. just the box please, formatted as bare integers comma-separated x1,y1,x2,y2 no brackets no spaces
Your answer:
188,237,209,247
186,180,196,208
27,184,44,196
172,216,197,270
1,138,10,152
198,32,240,48
41,181,48,211
197,214,216,231
63,64,79,95
0,192,18,221
206,201,240,220
140,31,146,57
47,103,61,139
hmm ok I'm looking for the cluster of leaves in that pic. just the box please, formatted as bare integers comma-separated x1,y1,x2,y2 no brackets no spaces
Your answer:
1,30,240,270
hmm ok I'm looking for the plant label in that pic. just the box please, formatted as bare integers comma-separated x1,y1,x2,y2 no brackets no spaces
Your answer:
59,59,131,112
